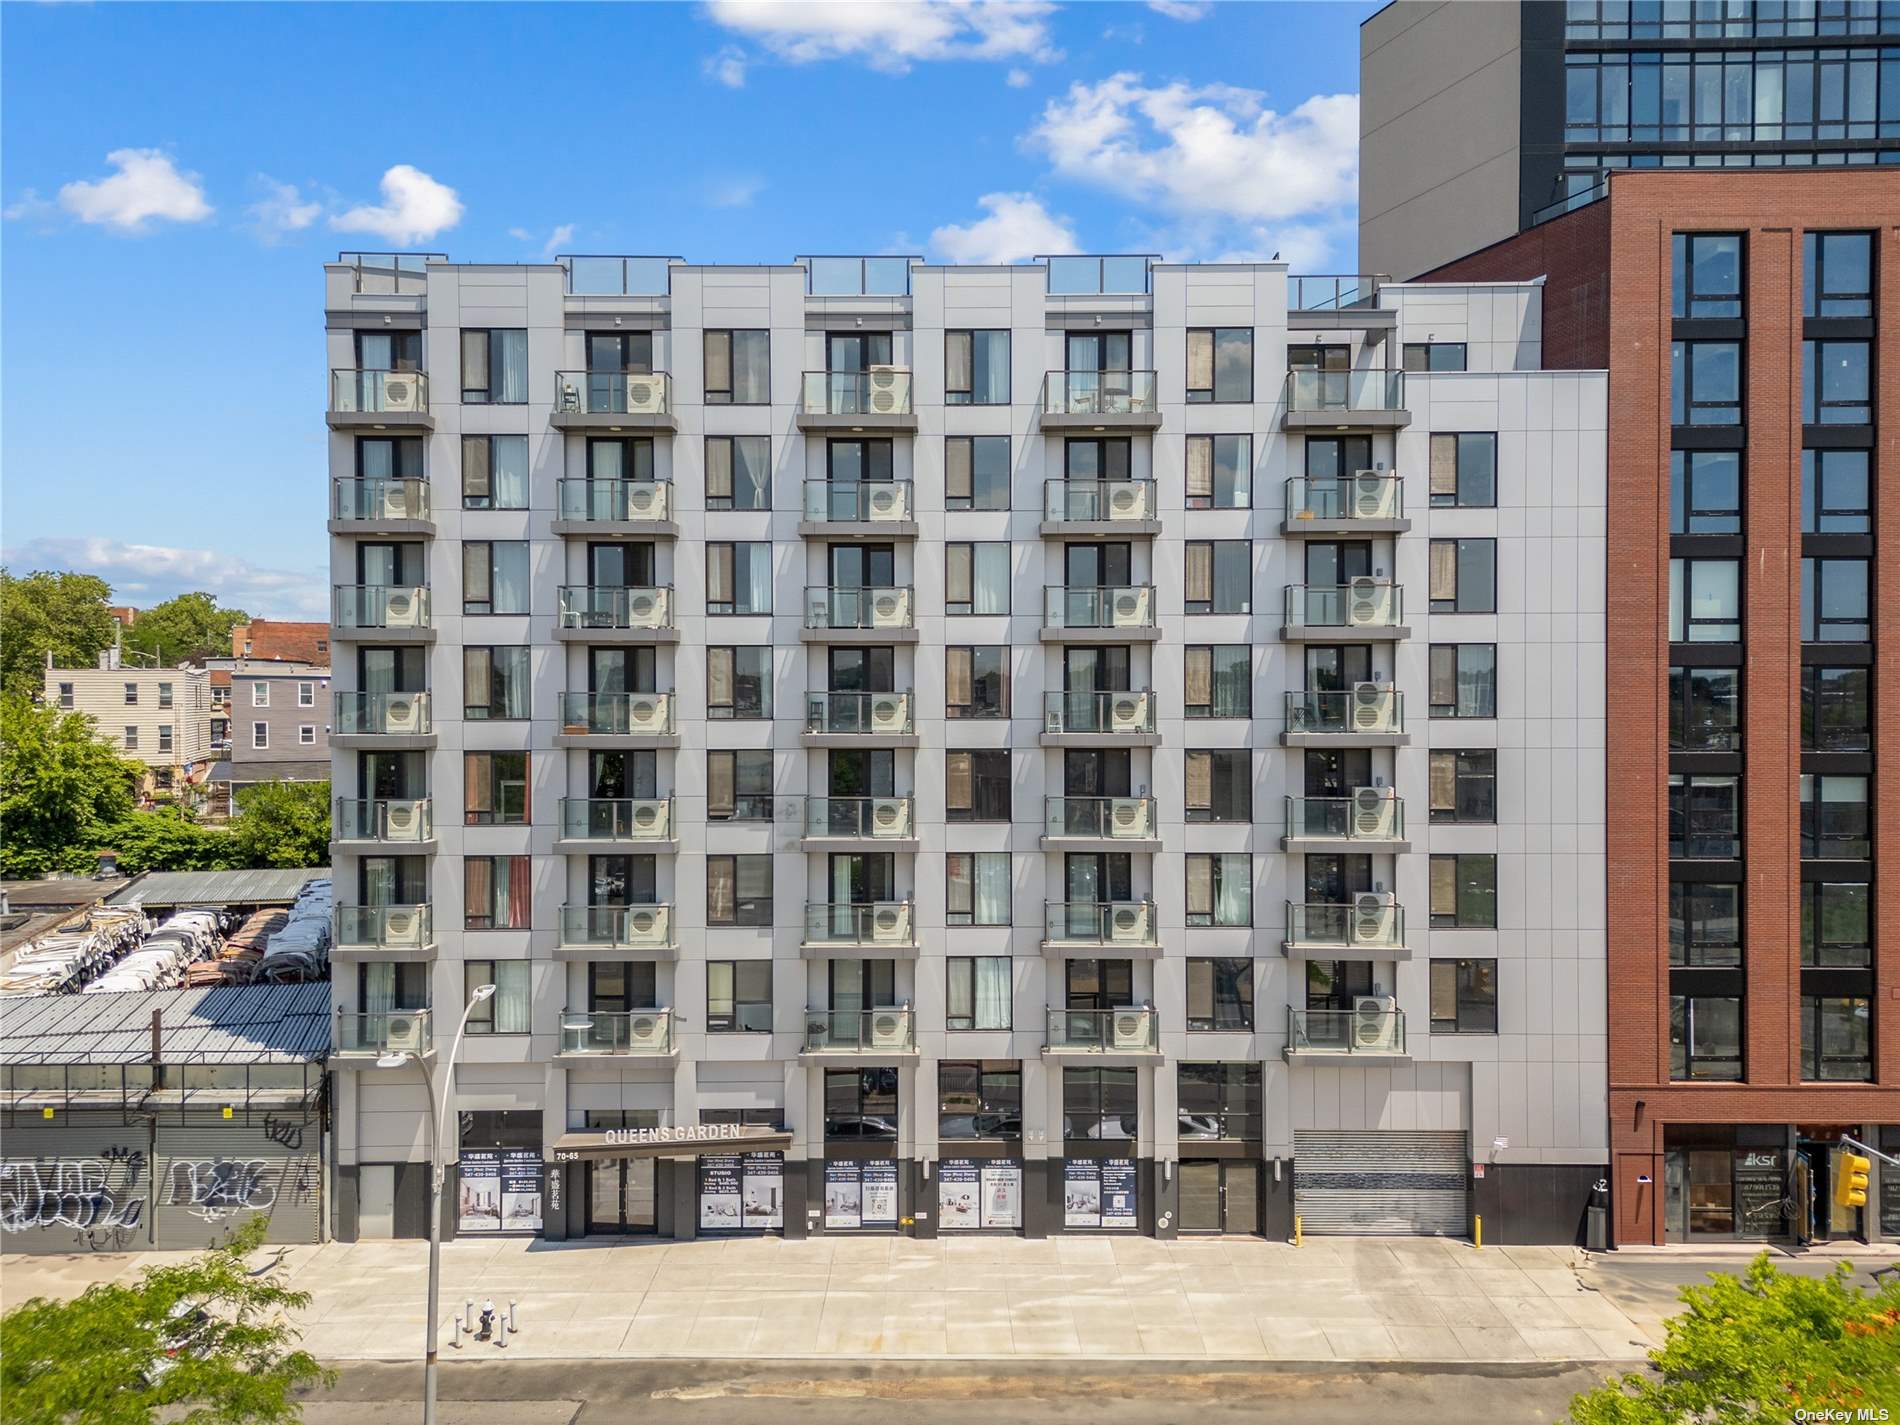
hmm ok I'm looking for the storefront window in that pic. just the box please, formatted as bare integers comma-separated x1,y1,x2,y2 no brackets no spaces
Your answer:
938,1061,1022,1140
699,1152,783,1232
825,1067,898,1140
1062,1066,1138,1141
1665,1128,1788,1241
824,1159,898,1230
456,1110,542,1235
1176,1064,1261,1140
938,1160,1023,1231
1062,1158,1138,1229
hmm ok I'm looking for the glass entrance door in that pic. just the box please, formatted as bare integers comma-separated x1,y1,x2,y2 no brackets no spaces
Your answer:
1178,1160,1258,1234
585,1158,657,1234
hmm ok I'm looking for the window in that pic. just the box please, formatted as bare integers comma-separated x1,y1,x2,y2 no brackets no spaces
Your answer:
707,749,773,820
1670,233,1743,317
946,852,1010,926
706,542,772,615
250,683,267,707
1176,1064,1260,1139
707,961,772,1031
944,436,1011,510
56,683,72,709
464,646,531,720
1802,667,1870,752
1428,433,1497,508
945,330,1009,405
1185,435,1252,509
1429,749,1496,823
705,435,771,510
707,647,772,719
1670,995,1743,1081
1802,882,1871,966
1185,960,1253,1031
1430,854,1496,928
464,752,529,825
1185,750,1251,823
249,722,266,750
157,682,173,709
1802,450,1870,533
1186,855,1251,927
465,856,532,930
945,542,1009,615
1184,645,1250,718
157,725,173,754
946,959,1012,1031
946,750,1011,821
1802,340,1872,425
1669,775,1741,858
1402,342,1467,372
297,682,315,708
1801,558,1870,641
460,329,528,405
124,726,139,750
945,646,1008,719
298,725,315,746
703,329,769,405
1804,232,1873,317
461,434,529,509
1429,960,1498,1034
1429,644,1496,718
1062,1067,1138,1141
939,1061,1021,1137
1186,328,1252,402
1669,450,1741,533
1670,882,1741,966
464,960,531,1033
1429,539,1495,613
1801,998,1872,1082
463,541,531,615
1184,541,1251,614
707,855,773,926
1670,341,1742,425
1668,666,1741,750
1800,774,1870,859
824,1068,898,1139
1668,558,1741,641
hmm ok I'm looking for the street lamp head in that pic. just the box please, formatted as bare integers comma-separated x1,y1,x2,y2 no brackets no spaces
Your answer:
375,1052,414,1070
470,983,497,1002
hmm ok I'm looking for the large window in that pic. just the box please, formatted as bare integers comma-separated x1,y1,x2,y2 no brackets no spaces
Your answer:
1802,882,1871,967
462,435,529,510
708,749,773,821
1800,774,1870,859
707,855,772,926
1429,644,1496,718
1176,1064,1260,1139
1430,854,1496,928
1402,342,1467,372
1801,450,1871,534
946,852,1011,927
1670,450,1742,534
1185,959,1253,1031
704,330,769,404
945,330,1010,405
1186,855,1251,927
1186,328,1252,403
1800,998,1871,1082
464,751,529,825
1185,645,1250,718
1429,749,1496,823
825,1068,898,1139
1185,750,1251,823
1429,960,1498,1034
706,542,772,615
707,961,772,1032
460,329,528,404
463,960,531,1034
1670,233,1743,317
939,1061,1021,1137
946,543,1009,614
1669,558,1740,641
1062,1067,1138,1141
1668,666,1741,750
1802,340,1872,425
1670,341,1742,425
945,436,1011,510
1669,775,1741,858
946,750,1011,822
1184,541,1251,614
946,646,1008,719
1429,538,1495,614
463,541,530,615
1804,232,1874,318
706,435,772,510
708,646,772,720
1428,433,1497,507
1670,995,1743,1081
1802,558,1870,641
1185,435,1252,509
1669,882,1741,966
945,959,1012,1031
1802,667,1871,752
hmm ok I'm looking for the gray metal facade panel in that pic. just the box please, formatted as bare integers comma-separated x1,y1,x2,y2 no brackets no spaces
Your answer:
1293,1130,1468,1235
0,1113,156,1254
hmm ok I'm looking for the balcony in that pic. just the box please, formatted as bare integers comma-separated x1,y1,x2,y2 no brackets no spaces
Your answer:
555,691,677,747
801,902,916,955
552,479,674,536
801,1007,916,1056
1281,688,1407,747
328,369,432,430
557,1008,676,1057
555,586,676,643
804,691,916,746
333,904,434,961
1283,898,1408,959
558,797,675,849
1040,479,1161,537
1043,690,1158,746
551,370,677,431
1280,369,1409,430
332,586,432,642
1281,474,1409,536
1284,1006,1409,1064
1285,274,1394,331
556,904,675,960
333,1008,433,1059
1282,791,1410,853
332,691,432,747
1042,901,1159,955
802,586,916,644
1281,581,1409,641
802,796,917,851
1039,370,1161,430
799,480,917,538
1041,585,1159,642
1042,795,1160,851
333,798,435,848
797,370,917,431
1043,1007,1161,1057
330,477,432,535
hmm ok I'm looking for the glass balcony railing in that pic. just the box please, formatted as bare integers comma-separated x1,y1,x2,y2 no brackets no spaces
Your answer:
803,1007,914,1053
556,478,669,524
802,480,913,523
805,691,913,735
1044,690,1156,735
335,1008,433,1056
801,369,913,417
558,904,674,950
333,585,430,631
554,370,671,417
558,1008,674,1056
802,255,915,296
338,252,442,295
1041,370,1159,416
334,477,430,523
1287,274,1384,312
331,369,429,415
1043,901,1157,947
1044,795,1156,839
1284,474,1402,523
557,691,675,736
804,586,913,631
1283,688,1404,737
334,691,431,737
802,902,913,946
1284,791,1406,843
558,255,674,296
1044,255,1154,296
1284,369,1405,413
1285,899,1405,951
804,796,914,839
559,797,673,842
1288,1005,1406,1056
1045,1007,1158,1052
334,798,434,843
1043,479,1156,523
1043,585,1156,631
1283,581,1404,631
335,904,433,949
557,585,672,631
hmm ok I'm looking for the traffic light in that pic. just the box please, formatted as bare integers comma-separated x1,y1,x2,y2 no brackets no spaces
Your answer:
1835,1153,1871,1210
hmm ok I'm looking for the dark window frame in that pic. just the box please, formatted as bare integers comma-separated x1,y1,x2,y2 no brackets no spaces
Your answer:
1429,959,1498,1034
1184,958,1254,1031
1429,853,1497,928
1428,643,1497,719
1186,327,1253,404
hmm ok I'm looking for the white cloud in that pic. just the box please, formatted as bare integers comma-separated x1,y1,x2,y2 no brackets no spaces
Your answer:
509,223,575,259
707,0,1058,73
246,177,321,242
929,192,1077,265
330,165,463,246
1147,0,1210,18
705,175,765,209
1005,67,1031,87
2,538,327,621
3,189,59,226
703,44,748,87
57,149,212,231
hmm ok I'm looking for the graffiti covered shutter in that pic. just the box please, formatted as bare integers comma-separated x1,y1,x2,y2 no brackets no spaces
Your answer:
155,1109,323,1249
0,1112,156,1254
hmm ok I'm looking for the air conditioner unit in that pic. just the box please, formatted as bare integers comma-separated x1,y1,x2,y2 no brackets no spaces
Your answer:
869,1009,909,1049
871,904,909,944
1351,786,1399,839
1110,587,1150,627
870,797,911,837
382,590,422,628
627,907,666,944
1350,892,1399,946
1352,471,1396,520
865,485,904,520
1352,995,1399,1050
383,802,420,840
626,1013,668,1051
1106,483,1144,520
383,1012,425,1053
866,365,911,414
632,801,667,837
870,589,909,628
382,908,423,946
1350,682,1397,732
870,693,907,732
623,483,665,519
1109,693,1148,732
1108,903,1150,944
625,375,666,414
382,695,420,734
627,696,668,733
380,374,420,413
626,590,661,627
381,483,417,521
1110,1007,1152,1050
1346,576,1388,627
1108,797,1150,838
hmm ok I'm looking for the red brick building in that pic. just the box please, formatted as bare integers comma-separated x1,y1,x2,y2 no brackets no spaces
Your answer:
228,619,329,666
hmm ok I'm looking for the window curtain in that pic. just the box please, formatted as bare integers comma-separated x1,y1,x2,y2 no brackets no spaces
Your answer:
497,330,528,404
1185,857,1212,919
707,648,733,708
463,544,492,609
1430,541,1458,602
1221,436,1251,506
497,648,530,718
462,436,491,503
493,544,530,614
465,754,494,822
974,956,1010,1029
1187,331,1214,390
495,961,531,1033
708,755,735,816
464,650,491,714
945,546,972,608
706,438,733,501
1185,544,1212,604
506,855,532,930
1213,544,1249,612
1216,854,1250,926
945,754,973,812
744,542,772,613
975,333,1009,405
947,963,973,1023
974,854,1010,925
946,439,972,502
1429,434,1457,499
1186,438,1213,501
708,859,736,922
1429,857,1457,918
363,962,396,1016
945,332,973,394
974,545,1009,614
492,436,529,508
1183,649,1211,709
735,437,770,509
704,332,732,395
461,331,489,393
1185,754,1211,812
944,650,972,708
465,858,494,927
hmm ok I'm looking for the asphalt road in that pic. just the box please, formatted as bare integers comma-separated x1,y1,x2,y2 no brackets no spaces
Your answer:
1585,1250,1899,1340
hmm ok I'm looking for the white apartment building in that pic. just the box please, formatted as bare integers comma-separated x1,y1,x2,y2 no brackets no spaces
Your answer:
43,650,213,790
324,252,1607,1244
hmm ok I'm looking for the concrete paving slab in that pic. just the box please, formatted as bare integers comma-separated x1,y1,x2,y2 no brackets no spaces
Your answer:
1386,1324,1469,1361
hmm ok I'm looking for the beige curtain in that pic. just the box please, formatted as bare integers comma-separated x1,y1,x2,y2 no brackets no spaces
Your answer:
704,332,732,394
707,647,733,707
1185,856,1212,917
1184,752,1211,811
1428,646,1455,711
1186,437,1213,499
1429,752,1456,813
461,331,488,392
1186,330,1214,391
1430,540,1458,601
945,438,972,501
1429,856,1457,917
945,753,973,812
462,436,491,501
945,332,973,393
1429,434,1458,499
945,545,972,606
707,753,735,816
464,648,491,710
1185,544,1213,603
944,649,972,708
707,544,734,603
707,858,735,923
706,437,733,500
1183,647,1211,707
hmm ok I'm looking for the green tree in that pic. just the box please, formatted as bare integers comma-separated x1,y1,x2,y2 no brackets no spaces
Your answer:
0,1217,334,1425
96,805,244,874
0,567,117,695
0,695,141,877
230,779,332,867
1569,1254,1900,1424
122,591,248,667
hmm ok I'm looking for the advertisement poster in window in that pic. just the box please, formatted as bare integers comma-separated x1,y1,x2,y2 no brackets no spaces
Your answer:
861,1159,899,1228
457,1151,502,1233
824,1161,861,1229
700,1155,743,1231
1063,1160,1101,1227
500,1150,543,1232
1100,1158,1137,1228
939,1160,981,1230
982,1162,1022,1229
741,1152,783,1229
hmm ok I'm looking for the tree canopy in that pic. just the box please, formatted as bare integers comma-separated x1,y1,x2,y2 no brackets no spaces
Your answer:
122,591,249,666
0,567,118,696
230,779,331,867
0,695,142,877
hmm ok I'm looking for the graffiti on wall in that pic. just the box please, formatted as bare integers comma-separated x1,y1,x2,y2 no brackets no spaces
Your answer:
165,1158,278,1223
262,1115,306,1151
0,1150,148,1247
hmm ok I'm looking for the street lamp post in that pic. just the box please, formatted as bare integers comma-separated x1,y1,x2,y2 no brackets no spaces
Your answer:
378,982,495,1425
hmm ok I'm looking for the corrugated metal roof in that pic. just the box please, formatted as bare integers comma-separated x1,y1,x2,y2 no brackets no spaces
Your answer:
106,867,330,909
0,982,331,1065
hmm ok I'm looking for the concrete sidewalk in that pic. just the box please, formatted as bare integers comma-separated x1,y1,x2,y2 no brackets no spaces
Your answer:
2,1234,1653,1365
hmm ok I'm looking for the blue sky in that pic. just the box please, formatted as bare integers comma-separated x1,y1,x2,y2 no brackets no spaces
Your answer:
1,0,1372,618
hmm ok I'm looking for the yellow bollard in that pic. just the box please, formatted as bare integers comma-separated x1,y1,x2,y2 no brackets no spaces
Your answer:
1294,1215,1303,1247
1474,1214,1482,1250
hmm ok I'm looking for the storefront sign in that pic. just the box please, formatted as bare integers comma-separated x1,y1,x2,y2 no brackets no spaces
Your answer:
457,1151,502,1233
1065,1159,1137,1229
940,1159,1022,1231
824,1159,897,1230
861,1160,898,1228
550,1125,792,1161
1735,1150,1786,1238
604,1124,747,1147
500,1151,543,1232
700,1156,743,1230
824,1161,862,1229
741,1152,783,1229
